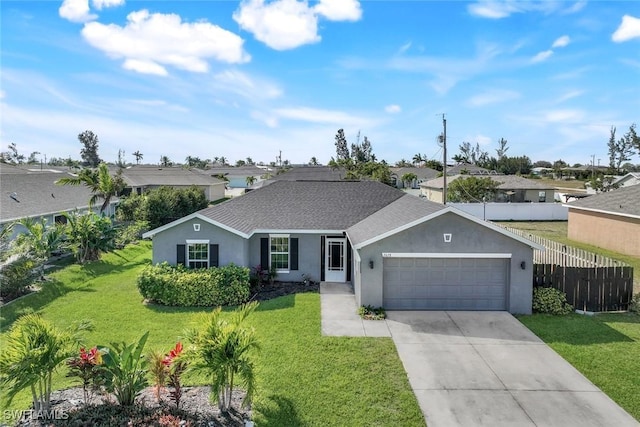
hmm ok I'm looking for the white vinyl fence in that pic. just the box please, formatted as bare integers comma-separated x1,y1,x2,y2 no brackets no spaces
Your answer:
449,202,568,221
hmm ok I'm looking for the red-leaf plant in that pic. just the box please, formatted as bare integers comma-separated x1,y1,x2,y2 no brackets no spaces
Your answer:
163,342,187,409
67,347,104,404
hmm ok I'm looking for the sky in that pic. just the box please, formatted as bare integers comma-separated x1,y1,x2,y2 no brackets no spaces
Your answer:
1,0,639,167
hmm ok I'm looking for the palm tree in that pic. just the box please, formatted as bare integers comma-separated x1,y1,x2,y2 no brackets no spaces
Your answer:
412,153,424,167
11,218,64,279
309,156,319,165
219,156,228,166
160,156,172,167
56,163,124,214
186,302,260,413
63,212,117,263
245,175,257,187
401,172,418,189
133,151,143,164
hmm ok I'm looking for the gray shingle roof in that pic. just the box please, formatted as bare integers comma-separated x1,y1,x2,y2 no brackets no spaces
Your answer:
0,170,96,223
391,167,440,181
421,174,554,190
119,166,224,187
347,195,445,247
269,166,346,181
196,180,405,234
566,184,640,218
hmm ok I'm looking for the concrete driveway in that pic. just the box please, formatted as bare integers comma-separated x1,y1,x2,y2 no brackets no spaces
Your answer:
387,311,639,427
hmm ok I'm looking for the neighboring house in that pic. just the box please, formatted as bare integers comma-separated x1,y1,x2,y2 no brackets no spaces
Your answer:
247,166,346,191
446,163,495,176
0,164,117,238
143,180,542,314
530,167,553,176
119,166,226,201
201,165,268,189
565,185,640,257
390,167,439,189
420,175,555,204
613,172,640,188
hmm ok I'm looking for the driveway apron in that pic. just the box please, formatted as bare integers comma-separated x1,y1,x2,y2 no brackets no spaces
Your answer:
387,311,639,427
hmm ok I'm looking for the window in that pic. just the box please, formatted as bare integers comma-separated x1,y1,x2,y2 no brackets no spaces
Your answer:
187,241,208,269
538,191,546,202
54,214,67,225
270,235,289,271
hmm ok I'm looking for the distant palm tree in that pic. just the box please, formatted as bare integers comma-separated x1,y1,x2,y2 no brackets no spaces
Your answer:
160,156,172,167
56,163,124,213
412,153,423,166
309,156,319,165
246,176,257,187
219,156,228,166
133,151,143,164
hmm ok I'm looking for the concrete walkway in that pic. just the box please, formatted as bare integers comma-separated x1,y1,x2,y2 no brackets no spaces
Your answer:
320,283,639,427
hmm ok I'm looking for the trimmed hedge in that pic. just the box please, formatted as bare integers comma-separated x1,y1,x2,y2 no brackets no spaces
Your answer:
137,262,250,307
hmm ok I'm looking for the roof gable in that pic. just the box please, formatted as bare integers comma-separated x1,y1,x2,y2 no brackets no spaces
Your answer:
564,185,640,219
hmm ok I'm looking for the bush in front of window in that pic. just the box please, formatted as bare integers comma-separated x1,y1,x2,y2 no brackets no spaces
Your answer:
136,263,250,307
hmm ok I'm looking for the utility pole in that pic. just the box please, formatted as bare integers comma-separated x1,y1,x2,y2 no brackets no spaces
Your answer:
442,114,447,205
591,154,595,180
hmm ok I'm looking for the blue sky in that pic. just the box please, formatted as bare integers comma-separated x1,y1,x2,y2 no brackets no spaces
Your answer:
1,0,639,167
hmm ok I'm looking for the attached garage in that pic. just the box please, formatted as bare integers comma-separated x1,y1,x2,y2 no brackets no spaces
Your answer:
382,255,509,310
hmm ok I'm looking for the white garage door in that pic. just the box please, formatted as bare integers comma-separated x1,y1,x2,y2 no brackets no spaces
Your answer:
383,257,509,310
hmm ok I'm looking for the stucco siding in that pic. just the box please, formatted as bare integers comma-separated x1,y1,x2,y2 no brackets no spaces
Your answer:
249,233,322,283
568,209,640,257
354,212,533,314
150,218,248,266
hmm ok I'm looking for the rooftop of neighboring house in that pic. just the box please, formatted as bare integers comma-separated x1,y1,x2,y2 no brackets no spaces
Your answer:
0,164,96,223
201,165,270,177
421,174,555,190
148,180,410,236
565,184,640,218
117,165,225,187
446,163,496,175
390,167,440,181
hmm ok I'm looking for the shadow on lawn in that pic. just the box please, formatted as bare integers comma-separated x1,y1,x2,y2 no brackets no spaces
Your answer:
254,394,302,427
520,314,637,345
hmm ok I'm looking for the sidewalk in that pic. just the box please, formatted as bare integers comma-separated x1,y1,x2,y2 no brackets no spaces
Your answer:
320,282,390,337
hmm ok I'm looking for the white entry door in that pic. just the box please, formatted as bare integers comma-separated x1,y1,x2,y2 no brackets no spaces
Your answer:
325,238,347,282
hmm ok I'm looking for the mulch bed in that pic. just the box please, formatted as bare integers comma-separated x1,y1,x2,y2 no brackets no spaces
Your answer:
11,282,319,427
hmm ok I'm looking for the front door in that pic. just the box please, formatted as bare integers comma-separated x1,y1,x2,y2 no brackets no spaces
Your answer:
324,238,347,282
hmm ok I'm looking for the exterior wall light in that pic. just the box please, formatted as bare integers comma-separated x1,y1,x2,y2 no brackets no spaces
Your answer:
520,261,526,270
369,260,374,269
193,223,201,232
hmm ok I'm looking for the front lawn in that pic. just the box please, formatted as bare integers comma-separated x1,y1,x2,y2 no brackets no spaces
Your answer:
0,242,424,426
519,313,640,421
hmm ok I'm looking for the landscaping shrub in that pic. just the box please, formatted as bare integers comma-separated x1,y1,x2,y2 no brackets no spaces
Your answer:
137,263,250,307
629,293,640,314
532,287,574,315
0,255,38,301
114,220,149,248
358,305,386,320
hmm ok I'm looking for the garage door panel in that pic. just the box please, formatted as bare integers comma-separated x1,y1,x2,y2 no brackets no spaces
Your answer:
383,257,508,311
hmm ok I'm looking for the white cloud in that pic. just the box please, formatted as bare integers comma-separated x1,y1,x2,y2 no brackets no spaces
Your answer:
251,110,279,128
213,69,283,100
274,106,373,128
556,90,584,103
59,0,96,23
123,59,168,76
233,0,320,50
92,0,124,10
531,49,553,63
468,1,579,19
385,104,401,114
545,109,585,123
314,0,362,22
552,35,570,48
467,89,520,107
0,90,5,99
398,41,412,54
233,0,361,50
81,10,250,76
612,15,640,42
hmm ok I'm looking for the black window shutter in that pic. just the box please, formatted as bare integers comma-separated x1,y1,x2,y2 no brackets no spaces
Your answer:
346,240,352,281
290,238,299,270
320,236,325,281
260,238,269,269
176,244,186,266
209,244,219,267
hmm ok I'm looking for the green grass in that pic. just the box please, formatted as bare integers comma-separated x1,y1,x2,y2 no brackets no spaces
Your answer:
535,177,588,190
501,221,640,291
519,313,640,421
0,243,424,426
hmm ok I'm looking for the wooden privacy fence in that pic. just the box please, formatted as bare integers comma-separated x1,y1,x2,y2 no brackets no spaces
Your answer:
501,226,634,312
